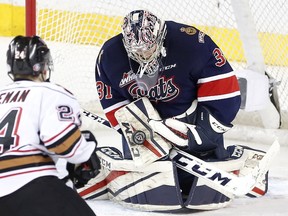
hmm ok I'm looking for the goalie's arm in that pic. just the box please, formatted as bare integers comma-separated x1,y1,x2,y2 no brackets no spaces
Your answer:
95,50,131,132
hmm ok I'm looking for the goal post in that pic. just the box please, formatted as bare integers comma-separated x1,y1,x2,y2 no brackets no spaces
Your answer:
24,0,288,135
230,0,281,129
25,0,36,36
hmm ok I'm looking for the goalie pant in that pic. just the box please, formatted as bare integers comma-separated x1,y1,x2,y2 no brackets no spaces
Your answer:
77,146,232,212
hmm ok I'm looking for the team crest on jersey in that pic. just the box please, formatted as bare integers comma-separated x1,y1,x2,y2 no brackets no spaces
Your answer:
180,27,197,35
128,76,179,102
119,70,136,87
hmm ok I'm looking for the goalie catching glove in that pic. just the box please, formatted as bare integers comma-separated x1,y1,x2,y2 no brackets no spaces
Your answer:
67,130,101,189
149,104,232,158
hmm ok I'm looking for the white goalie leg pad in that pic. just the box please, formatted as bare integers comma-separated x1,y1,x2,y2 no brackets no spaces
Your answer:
80,146,183,211
106,160,183,211
185,176,233,210
170,140,279,199
115,97,172,166
174,145,267,210
213,144,275,198
236,146,270,197
97,146,174,172
183,159,243,210
77,168,109,200
78,146,183,212
77,146,128,200
225,143,279,198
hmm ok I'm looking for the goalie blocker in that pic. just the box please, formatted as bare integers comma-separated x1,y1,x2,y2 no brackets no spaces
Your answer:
78,97,278,211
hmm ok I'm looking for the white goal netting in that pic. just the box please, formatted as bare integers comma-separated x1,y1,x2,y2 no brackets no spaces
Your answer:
31,0,288,143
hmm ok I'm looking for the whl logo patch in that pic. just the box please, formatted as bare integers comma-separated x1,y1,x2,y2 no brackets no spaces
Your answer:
119,70,136,88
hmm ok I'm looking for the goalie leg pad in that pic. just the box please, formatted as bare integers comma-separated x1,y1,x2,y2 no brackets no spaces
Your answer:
106,161,183,211
212,144,269,198
77,168,109,200
229,145,269,197
78,146,184,211
184,176,232,210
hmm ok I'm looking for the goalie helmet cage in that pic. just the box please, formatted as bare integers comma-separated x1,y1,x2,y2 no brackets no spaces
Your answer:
25,0,288,144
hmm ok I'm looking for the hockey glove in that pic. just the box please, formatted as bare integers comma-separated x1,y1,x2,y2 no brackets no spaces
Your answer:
149,105,232,157
68,130,101,189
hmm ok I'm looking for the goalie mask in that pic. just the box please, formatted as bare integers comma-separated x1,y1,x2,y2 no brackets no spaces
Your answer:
7,35,53,81
122,10,167,90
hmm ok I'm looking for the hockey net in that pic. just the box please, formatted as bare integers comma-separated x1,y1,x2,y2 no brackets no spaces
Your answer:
28,0,288,144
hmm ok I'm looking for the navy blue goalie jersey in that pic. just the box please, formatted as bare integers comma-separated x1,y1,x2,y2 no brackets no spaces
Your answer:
95,21,241,131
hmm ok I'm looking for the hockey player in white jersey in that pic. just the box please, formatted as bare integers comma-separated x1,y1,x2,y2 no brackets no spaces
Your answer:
0,35,99,216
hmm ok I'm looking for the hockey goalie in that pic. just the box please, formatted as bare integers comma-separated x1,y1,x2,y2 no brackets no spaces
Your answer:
76,98,276,212
74,10,279,212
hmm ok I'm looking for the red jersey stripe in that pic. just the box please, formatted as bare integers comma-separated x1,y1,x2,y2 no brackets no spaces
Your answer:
197,75,240,98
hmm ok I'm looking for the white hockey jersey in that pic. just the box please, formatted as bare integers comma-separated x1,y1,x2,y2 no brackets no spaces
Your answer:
0,80,95,197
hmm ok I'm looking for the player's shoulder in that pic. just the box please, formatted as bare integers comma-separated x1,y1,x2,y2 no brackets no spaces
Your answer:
165,21,212,44
166,21,199,36
102,33,124,51
40,82,76,99
0,81,76,100
99,33,128,65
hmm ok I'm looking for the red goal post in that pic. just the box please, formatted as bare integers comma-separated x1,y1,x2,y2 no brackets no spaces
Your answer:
25,0,288,144
25,0,36,36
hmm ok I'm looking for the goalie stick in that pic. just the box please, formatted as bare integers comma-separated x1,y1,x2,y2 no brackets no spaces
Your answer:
170,141,279,197
82,109,111,128
81,109,280,197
